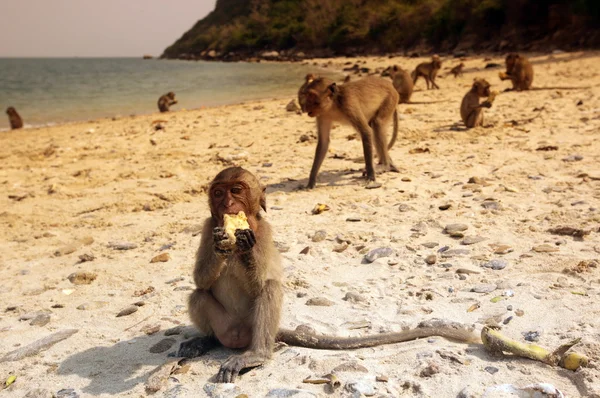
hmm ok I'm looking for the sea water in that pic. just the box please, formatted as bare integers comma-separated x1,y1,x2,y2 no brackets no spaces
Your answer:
0,58,341,130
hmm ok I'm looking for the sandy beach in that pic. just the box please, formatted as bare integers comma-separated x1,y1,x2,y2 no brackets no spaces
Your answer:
1,52,599,398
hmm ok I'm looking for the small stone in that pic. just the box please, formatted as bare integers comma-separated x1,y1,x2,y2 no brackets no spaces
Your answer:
68,271,97,285
461,236,487,245
300,246,310,255
343,292,367,303
422,242,439,249
445,223,468,237
333,243,349,253
286,99,300,112
78,253,95,263
150,253,170,263
503,316,513,325
562,155,583,162
298,134,311,143
533,244,559,253
440,249,469,258
108,241,137,250
411,222,428,234
311,230,327,242
365,181,382,189
30,313,51,327
482,259,508,270
346,216,362,222
471,284,497,293
76,301,108,310
401,177,411,182
345,380,376,396
507,305,513,311
164,326,185,336
116,305,138,317
141,324,161,335
522,331,540,342
439,203,452,210
149,338,177,353
376,375,388,382
515,309,525,317
305,297,334,306
419,361,440,377
56,389,79,398
425,255,437,265
481,201,501,210
484,366,499,374
332,361,369,373
274,241,290,253
363,247,394,263
491,244,513,254
398,204,414,212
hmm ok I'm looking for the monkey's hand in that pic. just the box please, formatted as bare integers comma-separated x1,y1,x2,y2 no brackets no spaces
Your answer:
217,351,267,383
235,229,256,253
213,227,233,256
481,101,493,109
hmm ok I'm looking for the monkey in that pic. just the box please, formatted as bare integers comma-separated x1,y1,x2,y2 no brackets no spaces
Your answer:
178,167,483,383
499,53,533,91
412,55,442,90
382,65,414,104
450,63,465,78
157,92,178,113
460,78,497,128
302,76,399,189
6,107,23,130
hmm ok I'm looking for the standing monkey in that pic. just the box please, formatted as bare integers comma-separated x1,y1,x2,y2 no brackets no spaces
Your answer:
6,107,23,130
302,76,399,189
450,63,465,78
412,55,442,89
460,78,497,128
383,65,414,104
499,53,533,91
157,92,178,112
179,167,482,383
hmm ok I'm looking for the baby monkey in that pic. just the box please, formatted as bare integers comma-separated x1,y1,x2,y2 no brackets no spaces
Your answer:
6,107,23,130
157,92,178,113
450,63,465,78
460,78,497,128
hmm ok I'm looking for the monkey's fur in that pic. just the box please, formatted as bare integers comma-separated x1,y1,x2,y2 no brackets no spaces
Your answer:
500,53,533,91
179,167,482,383
383,65,414,104
6,107,23,130
450,63,465,78
460,78,495,128
303,76,400,188
157,92,178,113
412,55,442,90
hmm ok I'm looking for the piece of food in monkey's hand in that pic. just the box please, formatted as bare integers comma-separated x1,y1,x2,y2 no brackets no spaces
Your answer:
222,211,250,249
488,91,498,103
499,72,508,80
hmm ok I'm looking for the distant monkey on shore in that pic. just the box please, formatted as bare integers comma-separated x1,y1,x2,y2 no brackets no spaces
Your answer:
450,63,465,78
412,55,442,89
178,166,482,383
383,65,414,103
157,92,178,113
302,76,399,188
460,78,496,128
6,107,23,130
499,53,533,91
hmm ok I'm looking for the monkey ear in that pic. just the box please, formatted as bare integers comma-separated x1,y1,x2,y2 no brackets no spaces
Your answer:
260,186,267,213
393,65,398,71
328,83,338,96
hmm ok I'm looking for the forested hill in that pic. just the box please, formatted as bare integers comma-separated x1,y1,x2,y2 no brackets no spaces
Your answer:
161,0,600,60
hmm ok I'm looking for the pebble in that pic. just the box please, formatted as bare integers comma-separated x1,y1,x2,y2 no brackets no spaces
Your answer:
311,230,327,242
333,362,369,373
203,382,242,397
419,361,440,377
441,249,469,258
484,366,499,375
425,255,437,265
515,309,525,317
365,181,382,189
343,292,367,303
438,263,453,269
439,203,452,210
164,326,185,336
461,236,487,245
149,338,177,353
346,216,362,222
503,316,513,325
437,245,450,253
345,380,376,396
265,389,316,398
108,241,137,250
482,259,508,270
376,375,388,382
562,154,583,162
333,243,349,253
274,241,290,253
363,247,394,263
398,204,414,212
445,223,469,237
78,253,95,263
305,297,334,306
411,222,428,234
481,201,501,210
56,389,79,398
68,271,98,285
76,301,108,310
492,244,513,254
150,253,170,263
116,305,138,317
522,331,540,342
507,305,513,311
141,324,161,335
532,244,559,253
422,242,439,249
300,246,310,255
30,313,51,327
471,284,497,293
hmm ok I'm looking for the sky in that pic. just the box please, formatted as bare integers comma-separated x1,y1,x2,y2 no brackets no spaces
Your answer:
0,0,217,57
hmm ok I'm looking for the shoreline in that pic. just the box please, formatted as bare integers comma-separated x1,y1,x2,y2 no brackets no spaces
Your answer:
0,52,599,398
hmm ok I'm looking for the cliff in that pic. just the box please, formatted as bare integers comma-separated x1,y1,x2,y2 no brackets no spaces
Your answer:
161,0,600,61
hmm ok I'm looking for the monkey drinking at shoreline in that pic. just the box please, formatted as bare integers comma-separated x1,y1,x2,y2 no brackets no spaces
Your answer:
301,76,400,189
157,92,178,112
6,107,23,130
178,167,482,383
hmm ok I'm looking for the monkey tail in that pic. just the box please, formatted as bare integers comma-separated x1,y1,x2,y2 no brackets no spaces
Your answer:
277,319,481,350
388,108,399,150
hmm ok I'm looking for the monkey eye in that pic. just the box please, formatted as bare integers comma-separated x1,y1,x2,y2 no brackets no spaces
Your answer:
213,189,224,198
231,185,243,194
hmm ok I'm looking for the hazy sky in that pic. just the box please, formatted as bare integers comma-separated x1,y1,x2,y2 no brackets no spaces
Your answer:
0,0,217,57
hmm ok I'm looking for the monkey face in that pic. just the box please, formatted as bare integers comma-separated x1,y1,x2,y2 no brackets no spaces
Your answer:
167,92,176,100
304,90,327,118
305,74,315,84
6,107,15,115
505,53,519,73
209,167,266,224
210,182,249,221
473,79,491,97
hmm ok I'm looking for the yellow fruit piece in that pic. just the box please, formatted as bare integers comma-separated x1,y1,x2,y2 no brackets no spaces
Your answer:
223,211,250,248
5,375,16,387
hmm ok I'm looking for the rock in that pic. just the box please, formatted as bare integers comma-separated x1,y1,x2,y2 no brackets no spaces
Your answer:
522,330,540,342
150,253,170,263
422,242,439,249
482,259,508,270
30,313,51,327
78,253,95,263
398,204,414,212
311,230,327,242
533,244,559,253
515,309,525,317
345,380,376,396
76,301,108,310
461,236,487,245
562,155,583,162
300,246,310,255
333,361,369,373
425,255,437,265
286,100,300,113
419,361,440,377
363,247,393,263
471,284,497,293
485,366,499,375
265,389,316,398
346,216,362,222
116,306,138,317
440,249,469,258
411,222,428,234
56,389,79,398
149,338,177,353
491,244,513,254
445,223,468,237
108,241,137,250
439,203,452,210
68,271,97,285
164,326,185,336
333,243,349,253
306,297,334,306
343,292,367,303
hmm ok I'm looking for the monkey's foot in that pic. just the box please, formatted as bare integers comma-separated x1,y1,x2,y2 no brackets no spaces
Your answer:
177,336,219,358
375,164,399,173
217,352,267,383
